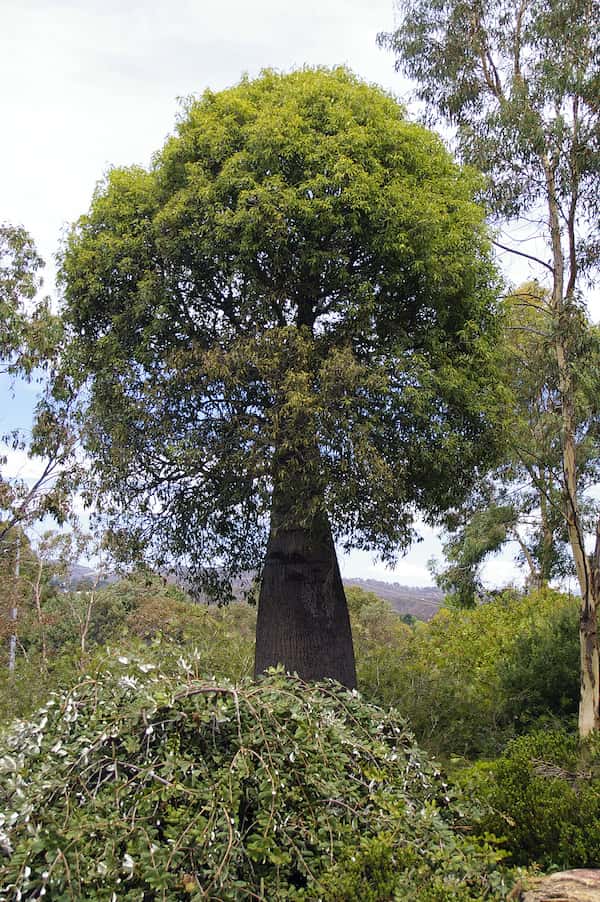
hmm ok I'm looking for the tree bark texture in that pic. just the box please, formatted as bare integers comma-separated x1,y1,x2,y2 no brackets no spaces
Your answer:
254,500,357,689
579,604,600,736
555,332,600,734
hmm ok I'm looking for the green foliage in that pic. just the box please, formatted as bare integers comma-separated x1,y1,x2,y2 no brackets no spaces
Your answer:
379,0,599,244
433,504,518,606
496,602,580,726
318,834,399,901
0,663,514,900
346,585,411,647
463,730,600,869
379,2,600,733
0,650,91,724
0,224,80,543
0,577,586,893
351,587,579,757
60,66,503,594
0,223,58,376
318,826,510,901
431,284,599,604
1,574,256,723
0,532,42,636
3,577,581,764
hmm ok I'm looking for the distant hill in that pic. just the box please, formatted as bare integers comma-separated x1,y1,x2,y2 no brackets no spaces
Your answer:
61,564,120,589
68,563,99,584
66,565,443,621
343,578,443,621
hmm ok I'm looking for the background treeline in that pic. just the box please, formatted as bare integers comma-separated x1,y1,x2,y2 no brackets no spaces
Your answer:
0,555,579,757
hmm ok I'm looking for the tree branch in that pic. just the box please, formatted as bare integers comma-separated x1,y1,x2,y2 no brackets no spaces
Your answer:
492,239,555,273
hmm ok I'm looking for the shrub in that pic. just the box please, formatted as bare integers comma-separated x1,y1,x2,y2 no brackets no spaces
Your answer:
352,587,579,758
317,824,511,901
495,603,579,725
463,729,600,869
0,576,256,723
0,653,514,900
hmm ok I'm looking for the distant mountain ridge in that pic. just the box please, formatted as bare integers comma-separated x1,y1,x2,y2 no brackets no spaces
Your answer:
343,578,443,621
66,566,443,621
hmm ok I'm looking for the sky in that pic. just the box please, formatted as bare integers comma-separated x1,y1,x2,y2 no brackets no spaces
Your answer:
1,0,584,589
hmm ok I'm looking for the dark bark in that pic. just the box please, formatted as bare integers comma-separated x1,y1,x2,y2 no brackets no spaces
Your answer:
254,499,357,689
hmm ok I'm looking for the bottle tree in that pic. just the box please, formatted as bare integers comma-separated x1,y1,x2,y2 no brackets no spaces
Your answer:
380,0,600,731
60,67,502,686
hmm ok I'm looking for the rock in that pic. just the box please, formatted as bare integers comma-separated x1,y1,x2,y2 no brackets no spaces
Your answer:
521,869,600,901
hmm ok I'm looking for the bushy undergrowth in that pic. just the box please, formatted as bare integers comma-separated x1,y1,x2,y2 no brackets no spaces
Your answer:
0,577,256,722
2,579,581,765
462,729,600,870
0,657,513,900
353,587,579,758
1,576,586,893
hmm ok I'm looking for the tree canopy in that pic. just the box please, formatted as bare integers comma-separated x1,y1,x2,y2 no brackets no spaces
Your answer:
61,67,501,583
0,223,51,377
59,67,506,683
0,224,76,544
379,0,599,247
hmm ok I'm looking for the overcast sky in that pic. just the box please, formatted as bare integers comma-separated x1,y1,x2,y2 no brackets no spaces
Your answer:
2,0,575,588
1,0,403,264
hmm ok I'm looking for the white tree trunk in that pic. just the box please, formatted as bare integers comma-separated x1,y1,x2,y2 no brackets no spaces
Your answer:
545,158,600,734
8,537,20,675
579,602,600,735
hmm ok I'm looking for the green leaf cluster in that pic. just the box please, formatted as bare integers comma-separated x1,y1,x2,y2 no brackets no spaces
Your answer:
380,0,599,247
0,661,514,899
352,586,579,757
463,729,600,869
0,573,257,722
432,284,600,601
0,223,60,377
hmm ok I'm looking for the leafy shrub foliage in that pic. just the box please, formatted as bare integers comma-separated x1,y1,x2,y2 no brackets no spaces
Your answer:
464,730,600,869
2,578,580,765
495,604,579,726
351,587,579,758
0,655,513,900
0,575,256,722
317,826,511,901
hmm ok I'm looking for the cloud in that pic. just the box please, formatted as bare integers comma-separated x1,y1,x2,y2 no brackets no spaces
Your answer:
1,447,46,483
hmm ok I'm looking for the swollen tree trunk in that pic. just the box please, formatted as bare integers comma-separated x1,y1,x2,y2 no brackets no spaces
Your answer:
254,494,357,689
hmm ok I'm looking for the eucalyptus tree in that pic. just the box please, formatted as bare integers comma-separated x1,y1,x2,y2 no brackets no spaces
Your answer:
434,285,600,606
60,67,502,686
0,223,81,676
380,0,600,732
0,224,75,543
1,223,45,374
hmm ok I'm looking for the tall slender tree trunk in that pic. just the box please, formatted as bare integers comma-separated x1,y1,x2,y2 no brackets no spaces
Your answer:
579,598,600,735
538,474,555,587
561,383,600,735
33,556,48,670
544,159,600,734
8,536,20,675
254,484,357,688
